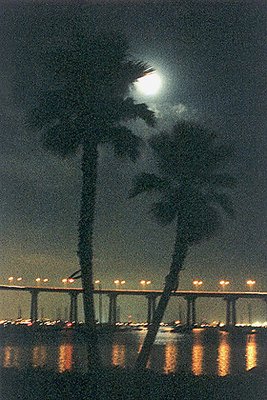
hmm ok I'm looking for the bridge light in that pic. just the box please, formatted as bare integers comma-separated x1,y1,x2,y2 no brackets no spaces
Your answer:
192,280,203,290
246,280,256,291
140,280,152,288
219,280,230,291
114,280,126,288
62,278,75,285
17,277,22,282
43,278,49,283
8,277,14,283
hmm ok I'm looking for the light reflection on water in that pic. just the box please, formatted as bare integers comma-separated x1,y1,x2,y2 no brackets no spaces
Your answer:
3,345,20,368
58,343,73,372
192,329,204,376
33,345,47,368
112,343,126,367
246,334,257,371
217,332,230,376
0,329,266,375
164,341,178,373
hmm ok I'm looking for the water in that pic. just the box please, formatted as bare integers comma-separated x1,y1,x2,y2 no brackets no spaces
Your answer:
0,328,266,376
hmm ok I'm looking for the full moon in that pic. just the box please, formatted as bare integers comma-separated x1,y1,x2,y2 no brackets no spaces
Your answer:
135,72,162,96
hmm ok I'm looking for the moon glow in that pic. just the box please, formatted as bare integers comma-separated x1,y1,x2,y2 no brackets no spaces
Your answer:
136,72,162,96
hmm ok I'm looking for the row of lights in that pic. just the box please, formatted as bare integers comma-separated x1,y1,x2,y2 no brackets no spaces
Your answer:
193,279,256,290
82,278,257,291
5,277,257,290
7,277,50,284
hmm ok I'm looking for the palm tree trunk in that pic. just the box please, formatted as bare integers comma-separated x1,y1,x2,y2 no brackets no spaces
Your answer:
134,231,187,371
78,139,101,370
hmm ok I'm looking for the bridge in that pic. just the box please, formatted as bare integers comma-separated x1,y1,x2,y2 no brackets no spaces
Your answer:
1,284,266,327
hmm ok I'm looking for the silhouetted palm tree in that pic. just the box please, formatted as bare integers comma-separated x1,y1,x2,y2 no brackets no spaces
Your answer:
130,121,236,370
27,32,155,368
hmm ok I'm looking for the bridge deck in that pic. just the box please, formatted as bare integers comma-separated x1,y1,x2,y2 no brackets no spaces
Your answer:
0,285,266,299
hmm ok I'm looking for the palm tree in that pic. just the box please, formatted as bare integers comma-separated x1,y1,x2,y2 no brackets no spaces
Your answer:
130,121,236,370
26,32,155,368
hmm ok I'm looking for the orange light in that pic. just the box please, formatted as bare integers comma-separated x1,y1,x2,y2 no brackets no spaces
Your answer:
140,280,151,286
68,278,75,284
220,280,229,286
193,280,203,288
114,280,125,286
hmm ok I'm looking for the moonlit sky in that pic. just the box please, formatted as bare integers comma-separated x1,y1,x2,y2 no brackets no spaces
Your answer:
0,1,266,322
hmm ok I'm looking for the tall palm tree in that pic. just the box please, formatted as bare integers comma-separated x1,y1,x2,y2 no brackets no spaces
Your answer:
130,121,236,370
26,32,155,368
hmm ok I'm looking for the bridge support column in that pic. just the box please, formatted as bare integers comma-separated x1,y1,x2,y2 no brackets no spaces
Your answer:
185,296,197,327
232,299,237,325
69,292,78,322
225,297,238,326
108,294,117,325
192,297,196,325
146,295,157,324
226,299,231,326
30,290,39,322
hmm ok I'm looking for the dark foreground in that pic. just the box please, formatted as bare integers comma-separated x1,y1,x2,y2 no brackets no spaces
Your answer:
0,367,266,400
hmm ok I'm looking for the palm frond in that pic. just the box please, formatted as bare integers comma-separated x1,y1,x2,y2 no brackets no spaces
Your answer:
176,193,222,244
150,201,177,226
129,173,168,198
135,120,236,245
205,144,234,170
42,121,81,157
123,60,154,84
26,88,77,130
120,98,156,127
210,192,236,217
204,173,237,189
103,126,143,162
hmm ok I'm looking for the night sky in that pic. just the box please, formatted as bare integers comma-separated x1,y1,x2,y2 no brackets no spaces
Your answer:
1,1,266,323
